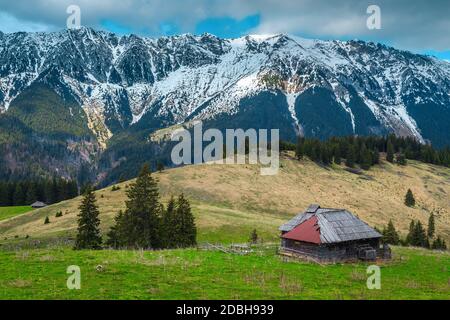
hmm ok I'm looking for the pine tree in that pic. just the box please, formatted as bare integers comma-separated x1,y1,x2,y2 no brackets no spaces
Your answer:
51,178,59,204
404,189,416,207
157,161,165,173
396,153,407,165
382,220,400,245
13,183,25,206
58,179,68,201
427,213,435,239
431,236,447,250
442,239,447,250
410,221,427,248
120,164,163,249
44,180,54,204
386,140,395,163
372,149,380,165
249,229,258,244
6,183,15,206
68,180,79,199
295,137,304,160
345,145,356,168
333,145,342,165
173,194,197,248
26,182,37,205
106,210,125,248
74,187,102,250
360,145,373,170
0,182,6,206
161,196,177,248
406,220,416,244
44,216,50,224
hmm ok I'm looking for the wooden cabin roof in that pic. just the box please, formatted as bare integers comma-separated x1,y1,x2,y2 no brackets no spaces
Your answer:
31,201,47,208
280,205,382,244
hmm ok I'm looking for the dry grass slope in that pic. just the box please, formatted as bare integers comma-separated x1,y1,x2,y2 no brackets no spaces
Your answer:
1,153,449,244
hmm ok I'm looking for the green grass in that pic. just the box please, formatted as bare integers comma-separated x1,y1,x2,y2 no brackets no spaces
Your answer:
0,206,33,222
0,246,448,300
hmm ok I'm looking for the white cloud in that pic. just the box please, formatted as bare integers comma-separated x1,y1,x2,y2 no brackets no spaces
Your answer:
0,0,448,51
0,11,53,33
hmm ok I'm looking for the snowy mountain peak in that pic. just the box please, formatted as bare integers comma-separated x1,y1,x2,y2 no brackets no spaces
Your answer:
1,29,449,147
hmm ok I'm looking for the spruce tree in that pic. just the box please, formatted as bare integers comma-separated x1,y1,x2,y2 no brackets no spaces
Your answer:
0,182,6,206
383,220,400,245
26,182,37,205
13,183,25,206
404,189,416,207
44,216,50,224
250,229,258,244
372,149,380,165
411,221,427,248
51,178,59,204
121,164,163,249
68,180,79,199
106,210,125,248
173,194,197,248
74,187,102,250
295,137,304,160
44,180,54,204
386,140,395,163
345,145,356,168
396,153,407,165
157,161,165,173
333,146,342,165
406,220,416,244
161,196,177,248
427,213,435,239
431,236,447,250
360,146,373,170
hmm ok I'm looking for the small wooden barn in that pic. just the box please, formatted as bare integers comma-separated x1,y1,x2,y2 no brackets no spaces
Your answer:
279,205,389,262
31,201,47,209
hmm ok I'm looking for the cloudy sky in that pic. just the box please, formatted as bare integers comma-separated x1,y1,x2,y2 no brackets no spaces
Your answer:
0,0,449,60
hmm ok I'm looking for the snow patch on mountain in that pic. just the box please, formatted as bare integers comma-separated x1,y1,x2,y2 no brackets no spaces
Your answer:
1,28,449,146
285,92,303,135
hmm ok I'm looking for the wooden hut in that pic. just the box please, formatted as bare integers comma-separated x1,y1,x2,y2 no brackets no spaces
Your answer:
279,205,388,262
31,201,47,209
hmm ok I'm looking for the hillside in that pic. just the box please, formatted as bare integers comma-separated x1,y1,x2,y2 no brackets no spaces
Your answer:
1,153,449,245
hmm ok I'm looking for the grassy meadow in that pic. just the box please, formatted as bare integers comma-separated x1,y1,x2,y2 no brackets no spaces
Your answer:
0,206,33,222
0,246,448,300
0,154,449,300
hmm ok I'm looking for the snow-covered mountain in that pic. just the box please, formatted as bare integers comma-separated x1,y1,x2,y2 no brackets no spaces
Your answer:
1,27,450,149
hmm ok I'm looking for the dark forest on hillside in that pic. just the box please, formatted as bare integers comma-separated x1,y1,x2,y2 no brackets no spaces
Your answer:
0,178,79,206
281,134,450,170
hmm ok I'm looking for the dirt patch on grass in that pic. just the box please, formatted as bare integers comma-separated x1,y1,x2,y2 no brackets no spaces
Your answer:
9,279,32,288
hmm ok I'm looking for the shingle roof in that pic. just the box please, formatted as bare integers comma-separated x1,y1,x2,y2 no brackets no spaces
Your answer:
31,201,47,207
279,205,381,244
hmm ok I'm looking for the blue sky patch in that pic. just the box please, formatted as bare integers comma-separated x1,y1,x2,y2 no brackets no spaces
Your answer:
195,14,260,38
101,20,133,35
423,50,450,61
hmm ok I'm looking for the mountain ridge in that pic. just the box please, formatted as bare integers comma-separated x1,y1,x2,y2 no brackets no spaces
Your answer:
0,27,449,181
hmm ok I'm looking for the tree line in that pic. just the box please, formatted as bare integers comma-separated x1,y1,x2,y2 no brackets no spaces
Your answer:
74,164,197,250
380,214,447,250
379,188,447,250
279,135,450,170
0,178,79,206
